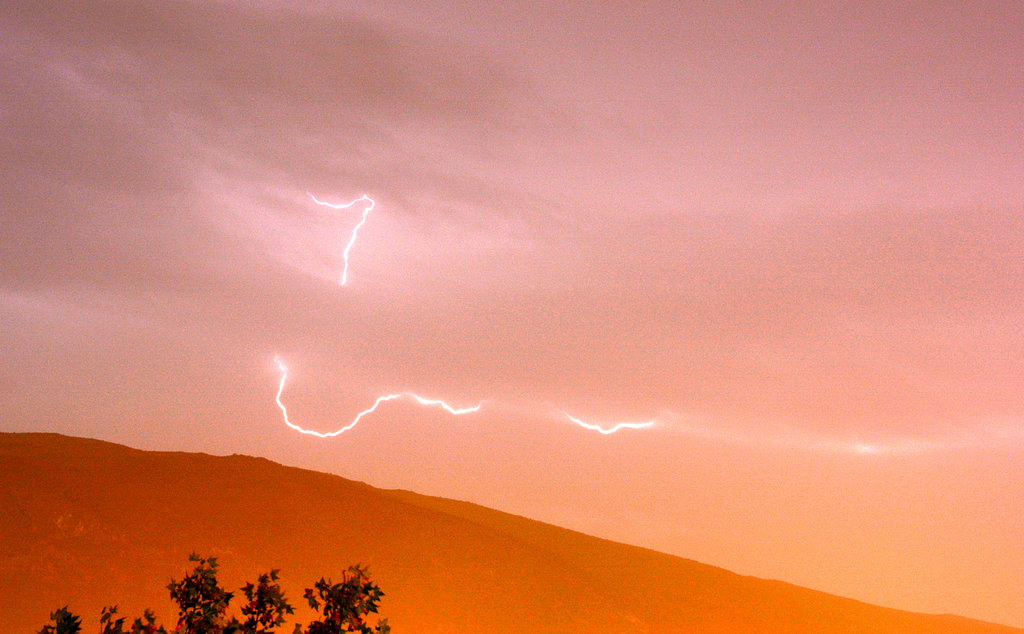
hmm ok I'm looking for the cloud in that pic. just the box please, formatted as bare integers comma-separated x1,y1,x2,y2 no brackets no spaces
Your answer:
2,1,1022,449
0,1,555,302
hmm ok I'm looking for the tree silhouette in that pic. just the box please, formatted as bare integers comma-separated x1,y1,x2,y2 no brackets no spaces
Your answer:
97,605,164,634
168,555,233,634
303,565,389,634
38,607,81,634
239,570,294,634
37,555,388,634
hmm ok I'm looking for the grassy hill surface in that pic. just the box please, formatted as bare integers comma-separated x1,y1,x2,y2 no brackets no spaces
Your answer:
1,432,1018,633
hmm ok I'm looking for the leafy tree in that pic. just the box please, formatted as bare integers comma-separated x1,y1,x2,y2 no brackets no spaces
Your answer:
37,555,388,634
98,606,166,634
167,554,234,634
98,606,126,634
239,570,294,633
301,566,390,634
38,607,81,634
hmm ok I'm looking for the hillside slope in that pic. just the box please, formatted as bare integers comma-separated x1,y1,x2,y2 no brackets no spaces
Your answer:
0,433,1018,633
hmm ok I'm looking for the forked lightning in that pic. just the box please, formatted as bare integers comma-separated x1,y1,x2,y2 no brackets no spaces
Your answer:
308,193,375,286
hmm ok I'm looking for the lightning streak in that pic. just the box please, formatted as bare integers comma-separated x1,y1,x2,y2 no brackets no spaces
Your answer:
308,193,375,286
563,411,655,435
274,356,481,437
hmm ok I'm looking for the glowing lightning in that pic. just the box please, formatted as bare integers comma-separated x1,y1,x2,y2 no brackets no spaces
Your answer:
563,411,655,435
273,356,482,437
308,193,375,286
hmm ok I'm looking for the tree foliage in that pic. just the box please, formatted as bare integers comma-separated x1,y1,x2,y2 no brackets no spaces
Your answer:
240,570,294,634
97,606,165,634
37,555,388,634
168,555,233,634
302,566,389,634
38,607,81,634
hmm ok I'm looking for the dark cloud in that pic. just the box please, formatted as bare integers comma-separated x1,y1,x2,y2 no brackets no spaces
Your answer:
0,1,548,296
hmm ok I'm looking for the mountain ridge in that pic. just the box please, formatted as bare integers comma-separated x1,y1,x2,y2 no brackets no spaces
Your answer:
1,432,1018,633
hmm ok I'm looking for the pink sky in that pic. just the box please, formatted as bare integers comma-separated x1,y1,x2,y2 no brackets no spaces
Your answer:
2,1,1022,627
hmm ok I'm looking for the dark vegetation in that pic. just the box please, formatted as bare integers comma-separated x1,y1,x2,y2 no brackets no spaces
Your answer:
37,554,389,634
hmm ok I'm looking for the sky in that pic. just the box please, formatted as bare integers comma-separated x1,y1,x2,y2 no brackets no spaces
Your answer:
2,0,1022,627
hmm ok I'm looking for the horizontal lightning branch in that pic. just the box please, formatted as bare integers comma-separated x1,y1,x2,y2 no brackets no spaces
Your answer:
562,411,655,435
274,356,482,438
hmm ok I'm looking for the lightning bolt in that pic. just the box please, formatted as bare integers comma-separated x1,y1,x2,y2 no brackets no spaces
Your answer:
273,356,482,437
308,193,375,286
272,188,983,453
562,411,655,435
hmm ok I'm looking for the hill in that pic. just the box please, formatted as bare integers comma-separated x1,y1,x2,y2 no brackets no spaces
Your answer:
0,433,1018,633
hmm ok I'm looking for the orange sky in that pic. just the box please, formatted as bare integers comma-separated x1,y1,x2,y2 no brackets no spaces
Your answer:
2,1,1022,627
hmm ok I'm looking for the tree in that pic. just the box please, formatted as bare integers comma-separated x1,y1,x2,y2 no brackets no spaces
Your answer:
167,555,233,634
239,570,294,634
37,555,388,634
302,566,390,634
38,607,81,634
97,606,166,634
